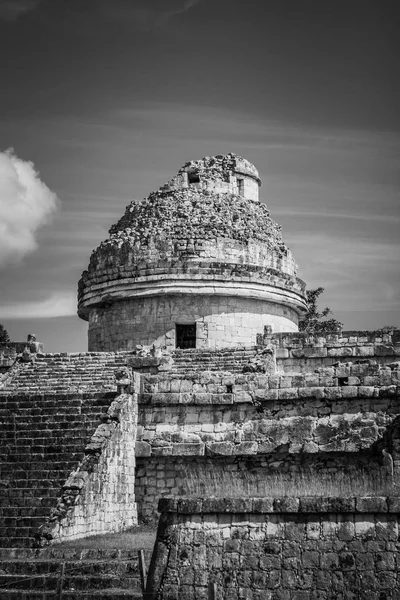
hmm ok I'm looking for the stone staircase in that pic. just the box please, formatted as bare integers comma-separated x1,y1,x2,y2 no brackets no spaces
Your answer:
0,391,115,548
0,352,131,395
0,547,150,598
169,347,258,374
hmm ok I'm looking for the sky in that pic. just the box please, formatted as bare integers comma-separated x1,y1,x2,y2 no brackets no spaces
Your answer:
0,0,399,352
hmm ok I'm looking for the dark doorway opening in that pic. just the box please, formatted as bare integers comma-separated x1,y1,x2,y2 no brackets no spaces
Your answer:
176,323,196,349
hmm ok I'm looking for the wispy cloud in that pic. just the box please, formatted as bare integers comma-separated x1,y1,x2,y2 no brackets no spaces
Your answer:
0,0,42,21
274,207,400,224
0,291,76,319
110,103,400,154
100,0,204,30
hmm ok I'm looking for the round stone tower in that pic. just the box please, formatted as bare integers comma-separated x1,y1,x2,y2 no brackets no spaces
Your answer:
78,154,307,351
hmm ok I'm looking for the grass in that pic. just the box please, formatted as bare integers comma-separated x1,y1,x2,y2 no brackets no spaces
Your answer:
184,466,396,498
55,524,156,551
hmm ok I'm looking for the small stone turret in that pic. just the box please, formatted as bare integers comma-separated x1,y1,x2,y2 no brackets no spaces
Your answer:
78,153,307,351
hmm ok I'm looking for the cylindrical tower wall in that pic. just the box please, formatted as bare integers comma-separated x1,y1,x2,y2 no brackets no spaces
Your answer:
87,295,299,352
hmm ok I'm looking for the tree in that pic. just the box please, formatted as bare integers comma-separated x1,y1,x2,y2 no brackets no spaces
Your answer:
0,324,11,343
299,287,342,334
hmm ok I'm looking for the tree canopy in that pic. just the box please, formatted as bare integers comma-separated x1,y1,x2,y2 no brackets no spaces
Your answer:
299,287,343,334
0,324,11,344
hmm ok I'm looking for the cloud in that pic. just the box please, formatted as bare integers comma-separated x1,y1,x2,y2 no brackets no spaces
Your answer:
0,149,59,267
273,207,400,224
100,0,204,30
0,291,76,319
163,0,203,18
0,0,42,20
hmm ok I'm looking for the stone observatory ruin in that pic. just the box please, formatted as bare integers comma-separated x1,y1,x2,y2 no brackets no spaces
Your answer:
0,154,399,599
78,154,307,351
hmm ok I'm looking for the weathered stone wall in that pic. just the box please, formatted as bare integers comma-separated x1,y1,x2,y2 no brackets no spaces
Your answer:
161,153,261,201
39,373,140,544
135,454,385,525
138,362,400,455
145,496,400,599
88,295,299,352
135,361,400,522
266,329,400,372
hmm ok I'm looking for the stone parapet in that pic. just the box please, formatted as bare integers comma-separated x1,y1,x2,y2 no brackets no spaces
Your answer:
158,495,400,514
140,361,400,404
264,329,400,372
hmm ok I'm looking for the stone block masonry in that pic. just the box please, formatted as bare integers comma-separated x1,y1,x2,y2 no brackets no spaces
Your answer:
267,328,400,372
38,371,140,544
88,294,300,352
1,339,399,529
145,496,400,599
134,358,400,522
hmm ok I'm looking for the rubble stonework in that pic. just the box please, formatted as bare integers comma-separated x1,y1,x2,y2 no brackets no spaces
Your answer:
78,154,307,351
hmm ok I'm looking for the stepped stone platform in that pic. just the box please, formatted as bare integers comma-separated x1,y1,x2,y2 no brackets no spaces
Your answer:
0,352,132,395
0,546,152,599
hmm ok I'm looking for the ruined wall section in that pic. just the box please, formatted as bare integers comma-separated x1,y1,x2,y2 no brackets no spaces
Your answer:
135,361,400,521
160,153,261,202
146,496,400,599
264,329,400,372
39,372,139,544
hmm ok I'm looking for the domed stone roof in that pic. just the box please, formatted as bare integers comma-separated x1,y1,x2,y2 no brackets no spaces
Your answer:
78,154,307,351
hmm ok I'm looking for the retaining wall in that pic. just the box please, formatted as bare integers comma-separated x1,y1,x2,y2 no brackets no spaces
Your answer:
136,361,400,522
146,496,400,599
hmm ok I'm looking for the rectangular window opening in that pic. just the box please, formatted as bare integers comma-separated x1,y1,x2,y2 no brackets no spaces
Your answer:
187,171,200,184
237,178,244,195
176,323,197,349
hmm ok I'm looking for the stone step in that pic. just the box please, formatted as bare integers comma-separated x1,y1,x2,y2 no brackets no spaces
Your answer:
0,548,147,559
0,549,148,599
0,353,130,394
0,590,142,599
0,559,139,576
0,574,141,591
0,391,112,547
